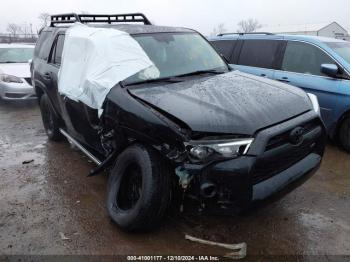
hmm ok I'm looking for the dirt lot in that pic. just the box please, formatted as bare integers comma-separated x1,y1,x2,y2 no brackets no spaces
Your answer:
0,101,349,260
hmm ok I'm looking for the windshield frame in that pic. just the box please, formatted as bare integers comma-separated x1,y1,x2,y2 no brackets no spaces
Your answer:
123,31,230,86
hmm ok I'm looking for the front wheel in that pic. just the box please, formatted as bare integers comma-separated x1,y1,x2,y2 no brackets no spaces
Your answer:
106,144,171,232
39,94,63,141
339,117,350,153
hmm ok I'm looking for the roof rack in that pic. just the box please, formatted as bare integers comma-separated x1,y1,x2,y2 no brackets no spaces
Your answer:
50,13,152,27
217,32,274,36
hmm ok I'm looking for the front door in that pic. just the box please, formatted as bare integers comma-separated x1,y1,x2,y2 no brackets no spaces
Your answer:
274,40,341,129
49,33,102,151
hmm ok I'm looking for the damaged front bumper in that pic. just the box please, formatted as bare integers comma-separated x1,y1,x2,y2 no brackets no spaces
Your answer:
180,111,326,211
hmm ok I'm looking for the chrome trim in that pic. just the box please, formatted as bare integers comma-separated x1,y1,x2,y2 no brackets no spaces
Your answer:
59,128,102,165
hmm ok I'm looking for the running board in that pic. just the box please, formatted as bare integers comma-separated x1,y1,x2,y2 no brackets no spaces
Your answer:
59,128,102,165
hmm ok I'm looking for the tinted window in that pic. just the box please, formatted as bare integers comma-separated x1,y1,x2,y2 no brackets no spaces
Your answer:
238,40,280,69
36,31,53,60
54,35,65,65
211,40,236,62
282,41,334,76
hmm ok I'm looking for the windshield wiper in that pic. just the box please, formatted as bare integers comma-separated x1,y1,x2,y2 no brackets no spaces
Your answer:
124,69,226,87
174,69,226,78
3,61,18,63
124,76,182,86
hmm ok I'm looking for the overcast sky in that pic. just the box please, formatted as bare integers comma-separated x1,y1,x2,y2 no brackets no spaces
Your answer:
1,0,350,35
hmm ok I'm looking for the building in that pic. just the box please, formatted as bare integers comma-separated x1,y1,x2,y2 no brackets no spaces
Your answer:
260,22,350,41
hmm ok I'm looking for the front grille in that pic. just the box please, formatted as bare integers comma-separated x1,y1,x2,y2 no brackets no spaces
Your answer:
252,119,322,184
265,119,319,151
24,78,32,86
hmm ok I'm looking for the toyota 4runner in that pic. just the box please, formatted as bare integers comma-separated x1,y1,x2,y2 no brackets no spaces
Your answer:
31,13,326,232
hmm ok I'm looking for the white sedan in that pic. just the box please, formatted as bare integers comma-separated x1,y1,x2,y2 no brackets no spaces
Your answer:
0,44,35,100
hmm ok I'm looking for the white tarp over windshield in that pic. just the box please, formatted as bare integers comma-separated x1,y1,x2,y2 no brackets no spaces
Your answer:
58,23,159,112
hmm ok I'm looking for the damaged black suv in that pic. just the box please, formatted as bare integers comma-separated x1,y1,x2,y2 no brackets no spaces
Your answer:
31,13,326,231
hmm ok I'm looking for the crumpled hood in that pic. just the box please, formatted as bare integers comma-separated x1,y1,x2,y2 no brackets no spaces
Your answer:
129,71,312,135
0,63,30,78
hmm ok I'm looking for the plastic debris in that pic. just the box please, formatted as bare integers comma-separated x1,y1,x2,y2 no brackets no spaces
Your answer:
185,234,247,259
59,232,70,240
58,23,158,112
22,160,34,164
175,166,193,189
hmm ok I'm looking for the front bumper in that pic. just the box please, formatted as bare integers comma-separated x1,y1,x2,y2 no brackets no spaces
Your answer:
184,110,326,210
0,80,36,100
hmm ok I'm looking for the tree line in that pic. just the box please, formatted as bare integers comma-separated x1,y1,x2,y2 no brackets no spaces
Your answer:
5,12,50,38
210,19,262,36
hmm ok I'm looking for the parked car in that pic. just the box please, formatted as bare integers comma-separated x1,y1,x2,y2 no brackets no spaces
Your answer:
209,33,350,152
32,14,326,232
0,44,36,100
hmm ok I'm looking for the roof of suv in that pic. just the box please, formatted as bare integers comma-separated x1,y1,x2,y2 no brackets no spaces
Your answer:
45,13,195,35
45,24,194,35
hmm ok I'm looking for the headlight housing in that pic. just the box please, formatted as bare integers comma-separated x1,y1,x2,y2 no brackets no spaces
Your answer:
185,138,254,163
307,93,320,116
0,74,23,83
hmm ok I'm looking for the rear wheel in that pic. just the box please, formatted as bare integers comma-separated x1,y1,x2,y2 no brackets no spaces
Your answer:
339,117,350,152
39,94,63,141
107,144,171,232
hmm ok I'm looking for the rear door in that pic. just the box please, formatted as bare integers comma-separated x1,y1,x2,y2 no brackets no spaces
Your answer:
234,39,283,79
275,40,340,128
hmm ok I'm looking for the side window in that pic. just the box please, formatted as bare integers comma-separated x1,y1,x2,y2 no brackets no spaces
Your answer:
54,35,65,65
237,40,281,69
211,40,236,62
49,35,65,66
36,31,53,60
282,41,334,76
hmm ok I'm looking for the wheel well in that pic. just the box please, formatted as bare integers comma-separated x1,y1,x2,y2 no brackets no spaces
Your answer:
335,110,350,139
35,86,44,102
35,87,64,127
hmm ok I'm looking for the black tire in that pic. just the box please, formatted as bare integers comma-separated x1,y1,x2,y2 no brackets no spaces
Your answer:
339,117,350,152
39,94,63,141
107,144,171,232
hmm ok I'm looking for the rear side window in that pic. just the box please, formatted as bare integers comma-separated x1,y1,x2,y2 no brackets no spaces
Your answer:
54,35,65,65
211,40,236,62
35,31,53,61
282,41,334,76
238,40,280,69
49,34,65,66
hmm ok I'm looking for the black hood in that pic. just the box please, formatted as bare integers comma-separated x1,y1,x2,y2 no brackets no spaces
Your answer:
129,71,312,136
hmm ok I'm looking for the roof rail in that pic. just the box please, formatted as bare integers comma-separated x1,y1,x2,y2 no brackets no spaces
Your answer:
217,32,274,36
50,13,152,27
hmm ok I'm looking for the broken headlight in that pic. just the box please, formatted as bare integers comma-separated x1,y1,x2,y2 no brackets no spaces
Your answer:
185,138,254,163
0,74,23,83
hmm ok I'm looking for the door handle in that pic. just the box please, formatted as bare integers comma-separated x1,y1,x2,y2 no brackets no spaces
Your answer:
277,77,290,83
260,73,267,77
43,72,52,81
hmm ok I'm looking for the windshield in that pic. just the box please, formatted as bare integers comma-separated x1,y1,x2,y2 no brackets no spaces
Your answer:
124,32,228,84
0,47,34,63
325,42,350,64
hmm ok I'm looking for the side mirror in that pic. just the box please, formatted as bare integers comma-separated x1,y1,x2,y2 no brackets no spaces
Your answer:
321,64,339,78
